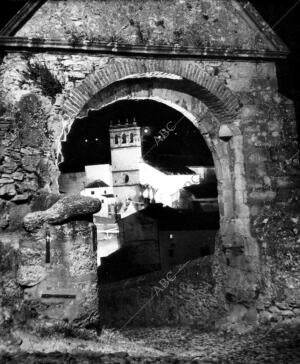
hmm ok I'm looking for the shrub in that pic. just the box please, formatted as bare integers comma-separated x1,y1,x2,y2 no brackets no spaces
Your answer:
23,60,64,101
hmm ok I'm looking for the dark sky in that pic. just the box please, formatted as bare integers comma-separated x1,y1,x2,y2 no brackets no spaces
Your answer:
0,0,26,30
61,100,214,173
251,0,300,100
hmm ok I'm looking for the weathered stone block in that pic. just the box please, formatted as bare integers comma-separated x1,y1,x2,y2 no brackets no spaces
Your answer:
0,157,18,173
12,172,24,181
24,194,101,231
18,220,98,326
249,190,277,202
11,193,30,203
21,154,41,172
0,178,14,184
0,184,16,198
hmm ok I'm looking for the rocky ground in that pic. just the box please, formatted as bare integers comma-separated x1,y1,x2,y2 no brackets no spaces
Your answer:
0,319,299,363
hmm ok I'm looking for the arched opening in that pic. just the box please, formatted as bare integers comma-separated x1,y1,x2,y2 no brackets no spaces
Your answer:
59,99,219,282
121,133,127,144
58,62,260,326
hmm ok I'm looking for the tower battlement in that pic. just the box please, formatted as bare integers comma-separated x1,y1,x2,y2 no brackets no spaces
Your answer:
109,118,141,149
109,118,143,201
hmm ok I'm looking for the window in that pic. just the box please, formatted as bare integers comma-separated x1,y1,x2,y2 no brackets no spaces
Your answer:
168,249,174,258
115,135,119,144
91,191,95,195
45,232,50,263
124,174,129,183
130,133,134,143
122,133,127,144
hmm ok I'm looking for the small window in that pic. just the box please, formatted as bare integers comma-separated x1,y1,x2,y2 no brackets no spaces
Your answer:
91,191,95,195
115,135,119,144
130,133,134,143
124,174,129,183
45,232,50,263
122,133,127,144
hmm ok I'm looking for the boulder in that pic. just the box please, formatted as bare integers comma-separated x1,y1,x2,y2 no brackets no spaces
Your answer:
21,154,41,172
0,183,16,198
24,194,101,232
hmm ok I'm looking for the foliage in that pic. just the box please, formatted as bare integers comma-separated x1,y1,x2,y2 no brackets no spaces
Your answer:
23,59,63,101
10,93,53,149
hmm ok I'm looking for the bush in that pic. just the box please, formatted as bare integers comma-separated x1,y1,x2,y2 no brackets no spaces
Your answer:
22,60,63,101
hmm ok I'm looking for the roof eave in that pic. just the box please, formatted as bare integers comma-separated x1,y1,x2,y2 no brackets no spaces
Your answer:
238,0,290,55
0,36,290,60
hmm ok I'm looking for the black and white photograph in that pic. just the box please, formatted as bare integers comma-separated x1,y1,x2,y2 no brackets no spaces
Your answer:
0,1,299,363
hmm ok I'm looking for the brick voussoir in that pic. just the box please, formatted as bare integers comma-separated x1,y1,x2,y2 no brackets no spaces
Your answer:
82,79,99,95
68,97,83,111
86,75,101,93
94,71,105,88
226,98,240,112
114,62,127,80
128,61,139,75
134,62,146,74
101,67,114,85
76,84,90,99
194,67,206,85
71,89,88,105
69,91,86,106
62,60,240,124
63,102,78,117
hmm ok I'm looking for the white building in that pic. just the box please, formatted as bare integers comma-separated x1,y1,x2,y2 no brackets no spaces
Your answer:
62,120,209,219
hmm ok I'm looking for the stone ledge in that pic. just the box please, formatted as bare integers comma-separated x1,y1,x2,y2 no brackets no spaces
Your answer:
23,194,101,232
0,36,289,60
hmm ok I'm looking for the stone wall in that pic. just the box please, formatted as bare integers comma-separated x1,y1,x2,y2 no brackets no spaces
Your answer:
239,69,300,311
0,233,24,338
0,193,100,336
0,52,288,232
18,219,98,325
100,253,299,330
0,49,298,327
100,256,225,328
16,0,277,52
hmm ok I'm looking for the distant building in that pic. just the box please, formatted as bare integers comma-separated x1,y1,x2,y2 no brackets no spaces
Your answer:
80,180,115,218
100,204,219,282
58,164,112,195
172,168,218,212
109,120,143,202
58,171,86,194
61,120,211,216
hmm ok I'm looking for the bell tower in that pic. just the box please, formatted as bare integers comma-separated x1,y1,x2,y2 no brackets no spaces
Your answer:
109,119,142,202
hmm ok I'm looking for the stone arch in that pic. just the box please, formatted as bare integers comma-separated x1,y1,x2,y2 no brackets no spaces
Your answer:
129,133,134,143
67,93,239,225
59,60,260,303
61,60,240,140
121,133,127,144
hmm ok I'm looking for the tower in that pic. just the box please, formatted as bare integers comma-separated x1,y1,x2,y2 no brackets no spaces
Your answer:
109,119,142,202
